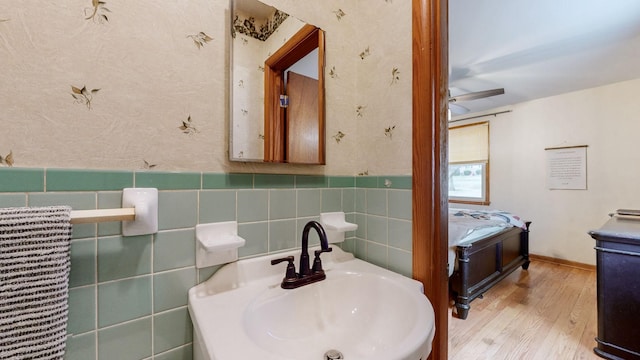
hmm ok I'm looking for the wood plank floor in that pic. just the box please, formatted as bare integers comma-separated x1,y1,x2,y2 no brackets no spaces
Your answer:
448,259,599,360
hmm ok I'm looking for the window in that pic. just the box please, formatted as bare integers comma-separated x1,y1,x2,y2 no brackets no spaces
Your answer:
448,121,490,205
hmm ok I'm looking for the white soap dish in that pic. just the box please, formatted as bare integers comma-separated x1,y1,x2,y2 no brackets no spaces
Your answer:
320,212,358,244
196,221,246,268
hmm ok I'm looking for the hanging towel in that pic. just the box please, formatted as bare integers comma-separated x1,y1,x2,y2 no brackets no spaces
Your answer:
0,206,73,360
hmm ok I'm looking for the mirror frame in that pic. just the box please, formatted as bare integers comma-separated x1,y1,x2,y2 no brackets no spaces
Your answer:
263,24,325,164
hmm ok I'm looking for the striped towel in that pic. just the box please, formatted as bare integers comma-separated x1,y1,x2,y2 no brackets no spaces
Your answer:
0,206,73,360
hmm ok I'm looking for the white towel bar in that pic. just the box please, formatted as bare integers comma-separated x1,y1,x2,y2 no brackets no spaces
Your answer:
70,208,136,224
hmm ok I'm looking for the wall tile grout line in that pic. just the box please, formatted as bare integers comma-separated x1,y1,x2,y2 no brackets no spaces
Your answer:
150,229,156,359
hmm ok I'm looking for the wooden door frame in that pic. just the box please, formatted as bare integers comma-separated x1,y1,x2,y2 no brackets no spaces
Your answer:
263,24,325,164
412,0,448,359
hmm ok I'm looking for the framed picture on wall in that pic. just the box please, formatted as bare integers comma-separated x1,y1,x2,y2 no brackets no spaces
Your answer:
545,145,588,190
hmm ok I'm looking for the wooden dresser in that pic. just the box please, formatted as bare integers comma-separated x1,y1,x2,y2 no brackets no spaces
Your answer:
589,211,640,360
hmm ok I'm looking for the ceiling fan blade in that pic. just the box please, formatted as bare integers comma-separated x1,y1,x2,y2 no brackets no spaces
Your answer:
449,88,504,103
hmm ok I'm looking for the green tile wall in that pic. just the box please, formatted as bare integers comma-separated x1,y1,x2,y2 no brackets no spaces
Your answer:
46,169,133,191
97,235,152,282
97,318,152,360
0,168,44,192
353,177,414,277
98,277,152,327
135,171,201,190
202,173,253,189
0,168,412,359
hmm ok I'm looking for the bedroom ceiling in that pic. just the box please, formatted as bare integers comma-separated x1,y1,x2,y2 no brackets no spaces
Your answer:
449,0,640,116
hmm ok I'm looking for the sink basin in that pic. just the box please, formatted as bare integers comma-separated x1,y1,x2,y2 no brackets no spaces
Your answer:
188,247,435,360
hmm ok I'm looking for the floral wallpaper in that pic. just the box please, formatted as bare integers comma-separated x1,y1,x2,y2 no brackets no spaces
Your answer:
233,9,289,41
319,0,411,175
0,0,412,176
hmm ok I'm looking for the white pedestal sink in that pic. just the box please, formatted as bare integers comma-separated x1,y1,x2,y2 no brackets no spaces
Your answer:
188,247,435,360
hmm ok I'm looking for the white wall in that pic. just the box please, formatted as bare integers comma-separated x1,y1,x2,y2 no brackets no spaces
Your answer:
470,77,640,265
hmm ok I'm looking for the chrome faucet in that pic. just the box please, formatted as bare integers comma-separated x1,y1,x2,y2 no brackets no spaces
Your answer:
271,220,332,289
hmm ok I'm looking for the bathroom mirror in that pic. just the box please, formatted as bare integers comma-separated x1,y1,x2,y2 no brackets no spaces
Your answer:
230,0,325,164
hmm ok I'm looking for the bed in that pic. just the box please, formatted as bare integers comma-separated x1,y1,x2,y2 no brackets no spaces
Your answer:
448,208,531,320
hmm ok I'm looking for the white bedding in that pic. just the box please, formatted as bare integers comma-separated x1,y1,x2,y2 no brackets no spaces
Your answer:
448,208,526,276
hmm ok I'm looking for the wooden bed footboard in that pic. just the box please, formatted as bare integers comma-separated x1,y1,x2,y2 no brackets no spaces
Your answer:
450,221,531,320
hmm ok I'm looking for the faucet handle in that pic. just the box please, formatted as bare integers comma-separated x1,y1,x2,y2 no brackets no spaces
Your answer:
271,255,294,265
271,256,297,280
312,248,332,273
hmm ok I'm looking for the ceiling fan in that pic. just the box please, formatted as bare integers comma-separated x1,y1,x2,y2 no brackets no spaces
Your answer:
448,88,504,115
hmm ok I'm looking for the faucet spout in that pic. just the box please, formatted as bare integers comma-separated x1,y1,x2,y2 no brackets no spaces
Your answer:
299,220,331,277
272,220,332,289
